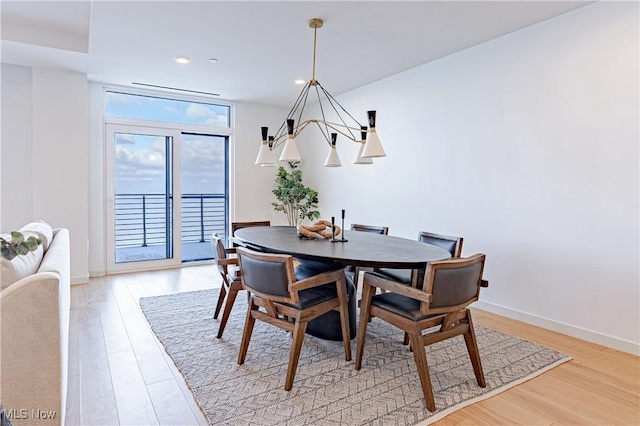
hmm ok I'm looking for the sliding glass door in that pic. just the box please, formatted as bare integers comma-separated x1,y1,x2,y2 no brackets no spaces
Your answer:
180,133,228,262
106,125,181,272
106,124,229,273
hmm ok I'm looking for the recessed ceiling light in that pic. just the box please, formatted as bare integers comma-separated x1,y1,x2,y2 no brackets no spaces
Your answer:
175,56,190,64
295,79,306,85
208,58,218,63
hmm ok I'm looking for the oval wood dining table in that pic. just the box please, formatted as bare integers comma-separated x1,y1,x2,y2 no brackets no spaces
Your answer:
232,225,452,340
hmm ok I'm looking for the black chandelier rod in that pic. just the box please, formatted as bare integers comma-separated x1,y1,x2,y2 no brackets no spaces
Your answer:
272,81,313,143
318,83,363,138
313,83,334,145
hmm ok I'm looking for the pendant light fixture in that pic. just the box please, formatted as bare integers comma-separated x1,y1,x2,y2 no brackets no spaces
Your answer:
324,133,341,167
353,126,374,165
255,18,386,167
260,137,276,167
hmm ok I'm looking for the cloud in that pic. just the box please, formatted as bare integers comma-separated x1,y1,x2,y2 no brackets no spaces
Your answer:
204,116,229,127
185,104,213,118
163,105,179,115
185,104,228,127
107,92,133,105
115,134,136,144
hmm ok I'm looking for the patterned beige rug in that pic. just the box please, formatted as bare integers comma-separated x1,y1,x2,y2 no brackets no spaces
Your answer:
140,289,570,425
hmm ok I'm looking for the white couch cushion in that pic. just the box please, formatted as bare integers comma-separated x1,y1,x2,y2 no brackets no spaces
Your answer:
1,232,44,290
20,220,54,252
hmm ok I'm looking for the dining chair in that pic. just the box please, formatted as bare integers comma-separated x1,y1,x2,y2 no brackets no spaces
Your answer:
230,220,271,247
375,231,463,287
236,247,352,391
347,224,389,289
211,234,243,339
355,254,488,412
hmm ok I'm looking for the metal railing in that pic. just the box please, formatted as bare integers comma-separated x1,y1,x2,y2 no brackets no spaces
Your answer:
114,193,226,249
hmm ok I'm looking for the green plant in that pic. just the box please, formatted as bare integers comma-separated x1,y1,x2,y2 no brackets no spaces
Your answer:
1,231,42,261
272,162,321,226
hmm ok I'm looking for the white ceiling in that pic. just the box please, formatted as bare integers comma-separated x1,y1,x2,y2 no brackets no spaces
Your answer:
1,1,593,107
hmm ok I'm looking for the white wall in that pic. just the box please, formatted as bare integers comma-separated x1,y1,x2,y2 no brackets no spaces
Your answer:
1,65,89,283
87,83,104,276
1,64,34,229
301,2,639,354
233,101,290,225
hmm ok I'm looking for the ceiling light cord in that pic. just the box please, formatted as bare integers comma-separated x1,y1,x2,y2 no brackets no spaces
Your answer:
312,25,317,84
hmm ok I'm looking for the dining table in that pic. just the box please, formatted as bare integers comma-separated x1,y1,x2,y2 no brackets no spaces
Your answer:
232,225,452,340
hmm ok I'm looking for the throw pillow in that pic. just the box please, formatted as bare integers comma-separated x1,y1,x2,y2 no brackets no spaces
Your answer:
20,220,53,252
1,231,44,291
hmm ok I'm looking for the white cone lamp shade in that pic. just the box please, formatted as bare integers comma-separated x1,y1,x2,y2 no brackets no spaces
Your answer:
361,110,386,158
279,137,301,162
255,143,272,165
255,127,276,165
354,125,373,165
279,119,302,162
324,133,342,167
261,138,276,167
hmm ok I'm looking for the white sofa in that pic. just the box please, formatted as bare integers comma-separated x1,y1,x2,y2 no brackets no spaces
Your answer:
1,224,70,426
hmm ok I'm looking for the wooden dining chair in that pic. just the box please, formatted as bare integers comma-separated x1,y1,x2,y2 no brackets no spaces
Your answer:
230,220,271,247
355,254,488,412
236,247,352,391
348,224,389,288
375,231,463,287
211,234,243,339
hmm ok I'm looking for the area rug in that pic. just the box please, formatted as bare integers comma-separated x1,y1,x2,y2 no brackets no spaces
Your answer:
140,289,571,425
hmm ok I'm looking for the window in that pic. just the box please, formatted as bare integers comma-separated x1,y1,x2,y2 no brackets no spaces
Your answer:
105,91,230,127
104,90,231,271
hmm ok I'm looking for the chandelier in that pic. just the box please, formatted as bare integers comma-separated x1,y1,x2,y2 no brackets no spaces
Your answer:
255,18,386,167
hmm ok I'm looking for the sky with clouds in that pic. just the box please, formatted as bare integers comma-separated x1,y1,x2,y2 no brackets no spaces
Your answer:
108,92,228,195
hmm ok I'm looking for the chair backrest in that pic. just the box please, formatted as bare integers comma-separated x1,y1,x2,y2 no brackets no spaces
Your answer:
211,234,227,275
423,254,485,310
417,231,463,258
231,221,271,247
236,247,295,299
351,224,389,235
231,221,271,236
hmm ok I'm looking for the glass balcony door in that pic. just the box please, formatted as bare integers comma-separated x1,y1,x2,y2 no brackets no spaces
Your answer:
180,133,228,262
106,124,182,273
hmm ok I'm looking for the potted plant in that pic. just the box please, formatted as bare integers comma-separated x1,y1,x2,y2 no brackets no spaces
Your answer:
272,162,320,227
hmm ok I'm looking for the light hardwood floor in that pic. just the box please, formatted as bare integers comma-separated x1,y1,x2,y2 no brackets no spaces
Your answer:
66,265,639,425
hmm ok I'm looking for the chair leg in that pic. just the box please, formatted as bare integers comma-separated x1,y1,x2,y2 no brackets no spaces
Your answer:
237,299,257,365
408,333,436,412
285,320,308,391
403,332,410,346
462,310,486,388
213,285,227,319
216,287,240,339
336,278,352,361
355,283,375,370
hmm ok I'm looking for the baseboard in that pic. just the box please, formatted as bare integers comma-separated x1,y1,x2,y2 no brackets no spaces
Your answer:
71,275,89,285
89,269,106,278
472,300,640,356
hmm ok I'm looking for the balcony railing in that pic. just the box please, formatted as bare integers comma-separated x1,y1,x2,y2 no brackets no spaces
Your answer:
114,193,227,261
